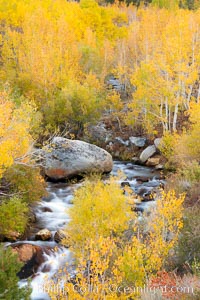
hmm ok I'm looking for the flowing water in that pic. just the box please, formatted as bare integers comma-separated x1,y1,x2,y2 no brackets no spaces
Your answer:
18,161,164,300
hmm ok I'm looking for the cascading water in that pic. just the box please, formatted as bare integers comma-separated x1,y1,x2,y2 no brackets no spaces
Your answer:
18,161,164,300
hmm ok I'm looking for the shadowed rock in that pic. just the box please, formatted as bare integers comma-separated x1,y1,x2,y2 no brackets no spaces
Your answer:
10,243,44,279
54,229,68,244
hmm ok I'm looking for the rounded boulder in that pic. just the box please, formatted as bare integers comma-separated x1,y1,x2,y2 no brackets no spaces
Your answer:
43,137,113,181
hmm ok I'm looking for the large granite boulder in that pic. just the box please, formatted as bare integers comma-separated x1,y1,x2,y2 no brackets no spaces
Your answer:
139,145,157,163
42,137,113,180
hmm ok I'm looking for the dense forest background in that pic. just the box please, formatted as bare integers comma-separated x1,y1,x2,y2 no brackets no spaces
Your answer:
0,0,200,299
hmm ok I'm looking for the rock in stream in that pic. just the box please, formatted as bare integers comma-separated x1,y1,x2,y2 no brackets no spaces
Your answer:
41,137,113,181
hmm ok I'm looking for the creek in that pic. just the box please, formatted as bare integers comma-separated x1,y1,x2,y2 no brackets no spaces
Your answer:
18,161,164,300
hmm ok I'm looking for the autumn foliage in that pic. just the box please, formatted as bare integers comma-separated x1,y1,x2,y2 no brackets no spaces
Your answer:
46,177,184,299
0,90,34,178
0,0,200,298
1,1,200,137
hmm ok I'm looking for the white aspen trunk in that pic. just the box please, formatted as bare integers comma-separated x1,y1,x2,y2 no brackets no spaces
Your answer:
165,72,169,131
182,81,186,100
174,73,181,132
122,41,128,93
173,103,179,132
186,84,193,110
197,84,200,104
168,106,171,133
165,98,169,131
160,99,166,133
182,81,187,110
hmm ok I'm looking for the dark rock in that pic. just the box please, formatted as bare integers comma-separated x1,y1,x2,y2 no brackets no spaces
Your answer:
131,206,144,213
2,231,21,242
42,194,55,202
136,187,149,197
10,243,44,279
41,207,53,213
121,181,131,188
35,229,52,241
54,229,67,243
54,230,71,247
40,264,51,273
136,176,149,183
28,211,37,223
131,157,140,164
142,190,157,202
